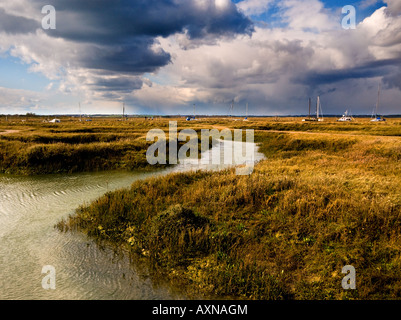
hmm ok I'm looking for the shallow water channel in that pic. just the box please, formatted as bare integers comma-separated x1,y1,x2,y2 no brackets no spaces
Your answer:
0,140,264,299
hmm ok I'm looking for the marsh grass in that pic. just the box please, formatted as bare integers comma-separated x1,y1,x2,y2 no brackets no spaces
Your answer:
57,119,401,299
4,116,401,299
0,117,215,174
0,119,153,174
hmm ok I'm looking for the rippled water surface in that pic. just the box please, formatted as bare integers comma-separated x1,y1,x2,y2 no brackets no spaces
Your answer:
0,140,264,300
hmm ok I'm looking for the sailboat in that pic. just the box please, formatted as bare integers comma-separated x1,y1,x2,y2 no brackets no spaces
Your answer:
186,104,197,121
316,96,324,121
302,98,313,121
371,83,386,122
337,109,354,122
244,103,248,121
230,99,234,117
302,97,323,122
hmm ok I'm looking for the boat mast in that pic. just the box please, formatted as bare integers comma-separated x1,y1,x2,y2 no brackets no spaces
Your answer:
376,83,381,117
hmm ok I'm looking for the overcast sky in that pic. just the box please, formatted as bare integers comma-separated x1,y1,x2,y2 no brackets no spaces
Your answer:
0,0,400,115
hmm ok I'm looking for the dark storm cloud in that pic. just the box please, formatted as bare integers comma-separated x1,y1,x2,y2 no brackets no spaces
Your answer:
80,40,172,74
29,0,253,94
33,0,253,73
383,68,401,90
39,0,253,43
0,8,39,34
296,58,401,86
91,77,143,92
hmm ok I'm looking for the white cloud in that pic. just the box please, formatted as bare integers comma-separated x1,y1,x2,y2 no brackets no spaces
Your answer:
358,7,401,59
237,0,273,16
215,0,230,10
279,0,338,31
0,86,41,113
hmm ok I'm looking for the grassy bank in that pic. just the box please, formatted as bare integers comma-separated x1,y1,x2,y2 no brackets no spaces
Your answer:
0,119,151,174
58,123,401,300
0,117,214,174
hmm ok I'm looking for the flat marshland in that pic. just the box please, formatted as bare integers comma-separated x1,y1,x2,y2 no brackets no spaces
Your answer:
3,116,401,299
0,117,165,174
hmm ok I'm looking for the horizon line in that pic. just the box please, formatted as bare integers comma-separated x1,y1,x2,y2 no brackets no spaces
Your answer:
1,114,400,118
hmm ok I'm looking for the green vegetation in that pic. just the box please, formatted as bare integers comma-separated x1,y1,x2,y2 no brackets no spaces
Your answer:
56,118,401,300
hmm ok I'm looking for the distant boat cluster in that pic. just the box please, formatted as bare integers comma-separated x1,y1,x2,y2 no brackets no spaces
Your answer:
303,82,386,122
38,82,386,123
